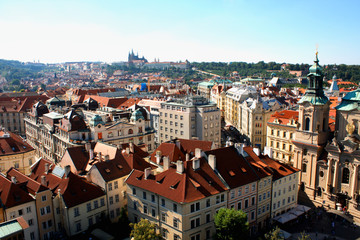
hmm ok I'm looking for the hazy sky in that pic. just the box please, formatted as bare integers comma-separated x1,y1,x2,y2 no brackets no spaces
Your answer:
0,0,359,64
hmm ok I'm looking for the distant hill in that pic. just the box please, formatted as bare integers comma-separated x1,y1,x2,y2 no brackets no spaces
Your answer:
0,59,45,81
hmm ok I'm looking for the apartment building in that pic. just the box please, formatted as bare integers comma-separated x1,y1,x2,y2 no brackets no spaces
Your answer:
0,174,39,240
29,158,107,237
6,168,56,240
266,110,298,165
126,156,228,240
138,99,162,146
159,96,221,146
0,130,36,175
260,157,300,218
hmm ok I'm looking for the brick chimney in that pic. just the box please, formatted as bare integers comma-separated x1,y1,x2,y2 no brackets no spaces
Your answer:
144,167,151,179
163,156,170,170
176,160,184,174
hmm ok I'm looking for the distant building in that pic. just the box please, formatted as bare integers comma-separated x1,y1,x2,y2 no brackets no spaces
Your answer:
159,96,221,146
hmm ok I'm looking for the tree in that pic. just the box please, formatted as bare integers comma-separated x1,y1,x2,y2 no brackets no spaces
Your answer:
265,226,284,240
116,207,131,239
130,219,163,240
214,208,249,240
297,232,311,240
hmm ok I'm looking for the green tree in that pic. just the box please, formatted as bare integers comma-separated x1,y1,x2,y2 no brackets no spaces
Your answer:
116,207,131,239
297,232,311,240
265,226,284,240
130,219,163,240
214,208,249,240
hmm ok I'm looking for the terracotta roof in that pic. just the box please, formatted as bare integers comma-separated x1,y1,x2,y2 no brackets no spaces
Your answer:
83,95,128,108
268,110,298,125
6,168,48,195
126,158,227,203
205,146,259,188
0,174,34,208
175,139,213,155
29,158,105,208
64,146,91,172
92,156,131,182
243,147,273,178
0,131,34,156
260,155,300,181
117,98,141,110
150,143,186,165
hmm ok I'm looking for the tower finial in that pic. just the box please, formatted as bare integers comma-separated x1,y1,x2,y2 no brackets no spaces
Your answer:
315,44,319,62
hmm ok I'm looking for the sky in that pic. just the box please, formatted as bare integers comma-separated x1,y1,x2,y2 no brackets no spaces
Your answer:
0,0,359,64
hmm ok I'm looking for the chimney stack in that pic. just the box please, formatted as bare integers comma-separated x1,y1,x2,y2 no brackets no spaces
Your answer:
176,160,184,174
186,153,190,161
235,143,244,156
163,156,170,170
44,163,49,174
11,176,17,184
175,139,181,150
85,142,91,152
263,146,273,158
144,167,151,179
129,142,134,153
125,147,130,155
89,148,94,160
104,154,110,161
97,152,102,161
195,148,202,158
155,151,162,164
208,154,216,170
253,147,260,156
64,165,71,178
192,158,200,171
41,176,46,186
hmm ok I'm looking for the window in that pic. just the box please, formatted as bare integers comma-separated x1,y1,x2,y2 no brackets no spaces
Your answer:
173,203,178,212
206,213,211,223
42,195,47,201
259,195,262,202
88,217,93,226
143,205,148,214
87,203,91,212
100,198,105,206
191,202,200,212
162,213,166,222
251,196,255,206
162,228,167,239
28,219,33,226
302,163,307,173
110,196,114,205
245,186,249,193
238,201,242,210
56,208,60,214
238,188,242,196
143,191,147,200
161,199,165,207
26,206,31,213
94,200,99,209
110,210,115,219
173,218,178,228
74,207,80,217
151,194,155,203
252,184,255,191
305,117,310,131
30,232,35,240
76,222,81,232
151,208,156,217
114,181,118,189
245,199,249,208
46,206,51,214
132,188,136,195
206,199,210,208
342,168,350,184
40,208,45,216
191,217,200,229
251,211,255,220
115,194,120,203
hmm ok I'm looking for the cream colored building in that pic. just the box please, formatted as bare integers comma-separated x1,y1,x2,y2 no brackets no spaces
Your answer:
159,96,221,146
0,131,36,175
266,110,298,165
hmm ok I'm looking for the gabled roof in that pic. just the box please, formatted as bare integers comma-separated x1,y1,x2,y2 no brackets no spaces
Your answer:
0,131,34,156
126,158,227,203
243,147,273,178
0,175,34,208
205,146,259,188
6,168,48,195
268,110,299,125
29,158,104,208
150,143,186,165
260,155,300,181
92,156,132,183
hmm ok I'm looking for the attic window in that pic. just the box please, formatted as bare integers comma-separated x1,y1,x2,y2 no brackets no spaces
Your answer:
229,170,236,177
279,166,286,172
156,176,165,184
170,181,180,189
22,146,26,149
136,174,143,180
117,165,123,170
241,167,247,173
105,169,111,174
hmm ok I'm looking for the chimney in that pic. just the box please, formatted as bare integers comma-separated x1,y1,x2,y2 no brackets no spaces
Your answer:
195,148,202,158
253,148,260,156
104,154,110,161
117,144,122,150
41,176,46,186
208,154,216,170
176,160,184,174
129,142,134,153
235,143,244,156
85,142,91,152
89,148,94,160
186,153,190,161
64,165,71,178
44,163,49,174
163,156,170,170
175,140,181,149
11,176,17,184
263,146,273,158
144,167,151,179
155,151,162,164
125,147,130,155
97,152,102,160
192,158,200,171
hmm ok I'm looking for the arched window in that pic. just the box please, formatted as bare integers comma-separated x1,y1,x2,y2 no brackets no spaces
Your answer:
342,168,350,184
305,117,310,131
302,163,307,173
128,129,133,135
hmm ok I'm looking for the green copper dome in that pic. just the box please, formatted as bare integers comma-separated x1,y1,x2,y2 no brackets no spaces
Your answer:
308,52,323,77
131,109,145,122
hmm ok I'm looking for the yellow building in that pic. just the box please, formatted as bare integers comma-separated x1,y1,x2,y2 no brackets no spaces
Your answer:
266,110,298,165
0,130,36,175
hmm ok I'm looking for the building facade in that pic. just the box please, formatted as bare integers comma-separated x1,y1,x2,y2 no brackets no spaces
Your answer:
159,96,221,146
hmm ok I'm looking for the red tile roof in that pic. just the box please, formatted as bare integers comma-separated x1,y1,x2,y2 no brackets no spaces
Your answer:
126,158,227,203
205,146,259,188
260,155,300,180
0,174,34,208
29,158,105,208
0,131,34,156
6,168,48,195
268,110,298,125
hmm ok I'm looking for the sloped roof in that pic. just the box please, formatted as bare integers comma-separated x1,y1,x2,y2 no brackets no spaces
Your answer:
0,131,34,156
93,156,132,182
268,110,299,125
6,168,49,195
126,158,227,203
0,175,34,208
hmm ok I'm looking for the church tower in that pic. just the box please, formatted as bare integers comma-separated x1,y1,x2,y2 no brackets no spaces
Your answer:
293,52,330,198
